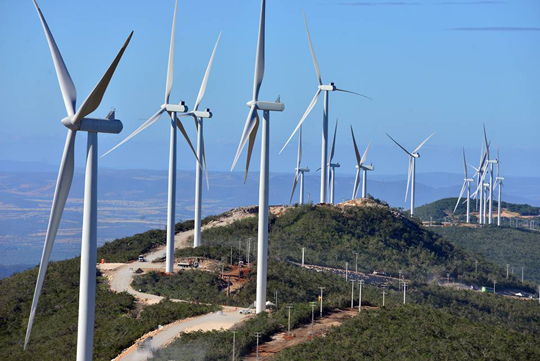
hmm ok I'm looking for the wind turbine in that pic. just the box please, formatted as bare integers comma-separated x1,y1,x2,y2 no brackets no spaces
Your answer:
453,148,474,223
280,11,370,204
179,33,222,248
102,0,199,272
289,126,310,205
328,119,340,204
25,2,132,360
484,125,498,225
230,0,284,314
470,142,488,224
495,148,505,226
350,126,373,199
386,132,435,217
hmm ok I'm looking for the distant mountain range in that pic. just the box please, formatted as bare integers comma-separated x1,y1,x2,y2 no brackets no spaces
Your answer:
1,160,539,271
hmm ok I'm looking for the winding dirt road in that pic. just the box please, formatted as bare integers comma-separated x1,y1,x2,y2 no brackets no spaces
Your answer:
103,209,255,361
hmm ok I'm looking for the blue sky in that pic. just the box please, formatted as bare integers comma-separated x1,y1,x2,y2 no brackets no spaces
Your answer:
0,0,539,178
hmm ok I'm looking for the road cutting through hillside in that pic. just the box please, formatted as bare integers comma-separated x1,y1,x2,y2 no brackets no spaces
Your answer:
104,208,256,361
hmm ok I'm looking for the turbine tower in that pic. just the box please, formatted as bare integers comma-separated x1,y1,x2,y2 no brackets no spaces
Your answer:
231,0,284,314
328,119,340,204
387,132,435,217
471,142,488,225
453,148,474,223
25,2,132,360
280,11,370,204
484,125,497,225
350,126,373,199
289,126,310,205
495,148,505,226
102,0,199,272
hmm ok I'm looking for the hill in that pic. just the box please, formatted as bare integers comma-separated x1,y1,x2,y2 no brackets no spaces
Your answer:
433,226,540,283
197,201,528,289
414,197,540,222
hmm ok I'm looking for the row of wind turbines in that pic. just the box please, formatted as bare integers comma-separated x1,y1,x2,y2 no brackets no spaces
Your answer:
24,1,507,360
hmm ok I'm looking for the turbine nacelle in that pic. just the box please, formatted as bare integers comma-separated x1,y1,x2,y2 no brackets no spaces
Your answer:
164,101,188,113
61,113,123,134
296,167,310,172
412,153,420,158
246,100,285,112
192,108,212,119
318,82,336,91
329,162,340,168
357,164,374,171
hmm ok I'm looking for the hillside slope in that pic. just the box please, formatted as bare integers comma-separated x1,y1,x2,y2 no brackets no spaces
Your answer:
433,226,540,283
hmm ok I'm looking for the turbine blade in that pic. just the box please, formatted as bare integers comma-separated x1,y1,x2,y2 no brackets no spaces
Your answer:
280,89,321,154
360,143,371,165
193,32,222,112
352,168,360,199
25,129,76,349
252,0,265,101
296,126,302,170
232,105,257,171
405,157,412,202
412,132,436,154
329,119,338,163
175,116,200,167
453,181,467,213
165,0,178,104
102,107,165,157
483,123,489,159
32,0,77,116
289,170,299,204
387,133,413,157
350,126,361,165
202,137,210,190
334,88,372,100
72,31,134,126
244,111,260,183
302,11,322,86
462,147,467,178
497,146,500,177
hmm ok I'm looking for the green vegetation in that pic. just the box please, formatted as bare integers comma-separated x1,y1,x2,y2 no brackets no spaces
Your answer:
433,226,540,283
274,305,540,361
199,204,525,289
415,197,540,221
133,270,229,305
0,258,216,361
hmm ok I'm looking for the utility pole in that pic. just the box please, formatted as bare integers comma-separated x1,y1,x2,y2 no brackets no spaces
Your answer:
232,331,236,361
254,332,261,361
247,238,251,266
310,301,316,335
238,239,242,264
345,262,348,281
358,280,364,312
382,288,386,307
506,264,509,279
286,305,293,335
398,270,403,290
403,282,407,304
302,247,305,267
319,287,325,317
275,290,278,309
354,252,359,273
350,280,355,308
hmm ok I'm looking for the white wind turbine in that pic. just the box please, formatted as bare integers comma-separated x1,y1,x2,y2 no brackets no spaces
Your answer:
25,1,132,360
102,0,199,272
350,126,373,199
230,0,284,314
484,125,498,225
471,138,490,224
289,126,310,205
453,148,474,223
280,11,370,204
495,148,505,226
387,132,435,217
180,33,222,248
328,119,341,204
